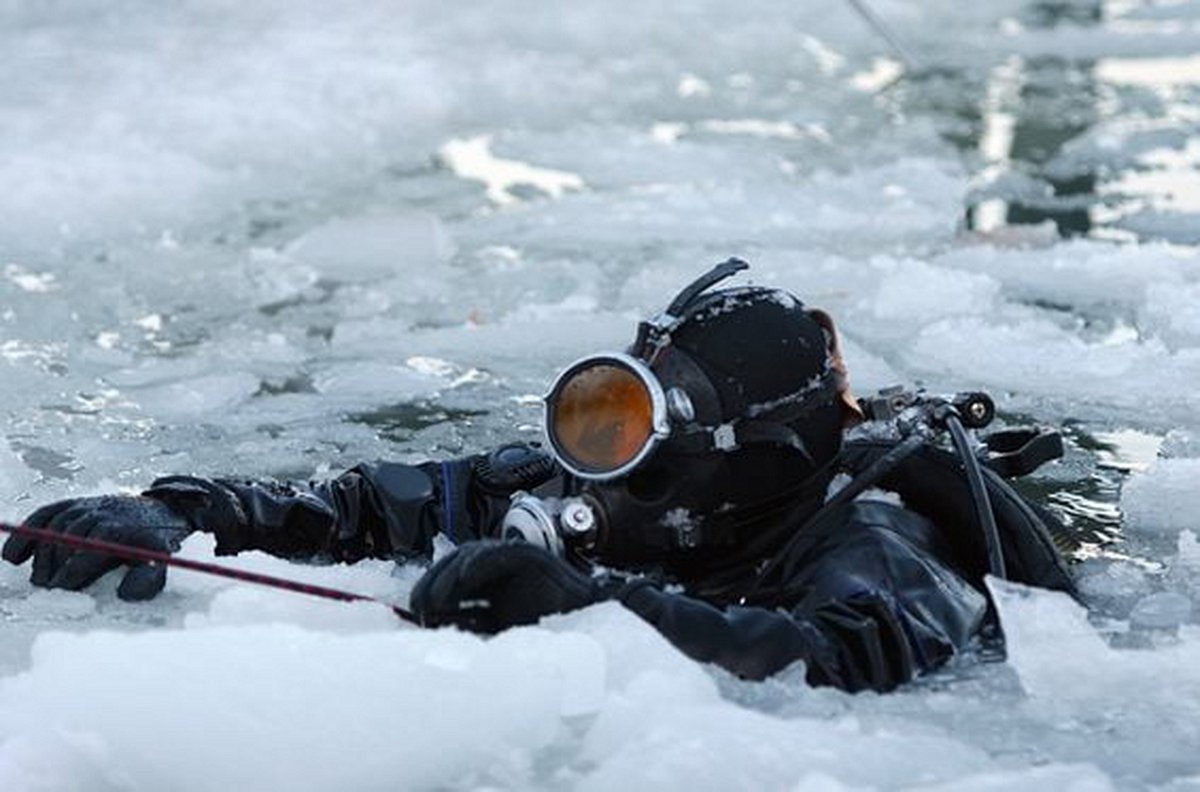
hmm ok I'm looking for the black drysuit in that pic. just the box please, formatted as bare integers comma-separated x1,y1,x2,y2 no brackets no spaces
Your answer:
145,439,1076,693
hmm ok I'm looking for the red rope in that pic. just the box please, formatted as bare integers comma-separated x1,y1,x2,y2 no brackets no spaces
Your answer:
0,522,418,625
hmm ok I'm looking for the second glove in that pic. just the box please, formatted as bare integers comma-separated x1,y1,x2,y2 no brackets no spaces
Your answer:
410,540,611,634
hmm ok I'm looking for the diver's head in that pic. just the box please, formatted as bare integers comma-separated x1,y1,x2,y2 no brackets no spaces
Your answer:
543,259,859,573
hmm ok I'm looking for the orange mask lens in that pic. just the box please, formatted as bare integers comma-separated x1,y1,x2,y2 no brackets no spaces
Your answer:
551,363,655,473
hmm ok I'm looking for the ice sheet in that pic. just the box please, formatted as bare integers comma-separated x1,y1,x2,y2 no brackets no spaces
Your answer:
3,0,1200,789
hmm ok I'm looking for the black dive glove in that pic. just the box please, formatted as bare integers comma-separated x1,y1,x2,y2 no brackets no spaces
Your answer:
411,540,618,634
1,495,193,601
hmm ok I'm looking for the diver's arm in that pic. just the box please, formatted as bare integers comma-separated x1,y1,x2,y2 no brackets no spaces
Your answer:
618,585,853,684
143,449,543,561
618,503,988,692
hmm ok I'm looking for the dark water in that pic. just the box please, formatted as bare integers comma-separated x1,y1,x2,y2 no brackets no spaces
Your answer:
882,0,1192,553
901,0,1199,243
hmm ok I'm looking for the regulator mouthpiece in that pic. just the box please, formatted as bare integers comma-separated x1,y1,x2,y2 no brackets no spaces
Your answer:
501,492,599,557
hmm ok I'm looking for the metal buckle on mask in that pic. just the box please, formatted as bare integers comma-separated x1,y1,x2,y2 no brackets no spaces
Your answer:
631,257,749,361
668,362,841,465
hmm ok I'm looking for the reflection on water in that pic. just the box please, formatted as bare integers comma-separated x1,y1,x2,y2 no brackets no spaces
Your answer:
908,0,1200,242
1017,423,1164,557
913,53,1102,237
1100,138,1200,219
1097,54,1200,89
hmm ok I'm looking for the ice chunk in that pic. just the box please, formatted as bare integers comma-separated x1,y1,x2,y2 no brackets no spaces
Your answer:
0,444,37,502
908,763,1115,792
1129,592,1192,630
1166,530,1200,600
1074,559,1151,613
128,373,261,420
835,335,903,394
244,248,320,306
0,623,607,791
990,576,1200,708
2,265,58,294
1143,281,1200,346
1121,459,1200,536
907,314,1200,420
556,606,1010,791
1162,430,1200,459
933,239,1198,314
283,213,454,283
172,534,411,603
987,577,1111,701
183,587,399,633
1,590,97,622
311,361,443,400
868,257,1000,323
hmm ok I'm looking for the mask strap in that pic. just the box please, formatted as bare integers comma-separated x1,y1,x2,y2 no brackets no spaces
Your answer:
670,417,814,462
664,257,750,317
631,258,750,359
669,366,840,460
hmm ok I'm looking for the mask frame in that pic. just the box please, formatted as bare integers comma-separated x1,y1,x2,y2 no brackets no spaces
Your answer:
543,351,673,480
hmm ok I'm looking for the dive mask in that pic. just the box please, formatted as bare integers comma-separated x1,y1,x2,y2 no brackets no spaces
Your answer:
545,351,683,480
542,258,854,483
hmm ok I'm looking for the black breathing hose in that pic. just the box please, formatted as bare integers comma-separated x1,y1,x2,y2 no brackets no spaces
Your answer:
939,406,1007,580
746,432,928,598
747,394,1009,602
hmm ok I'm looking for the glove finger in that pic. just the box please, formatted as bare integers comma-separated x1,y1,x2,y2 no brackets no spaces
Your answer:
117,563,167,601
48,510,111,586
27,506,85,588
2,532,37,567
48,511,104,584
443,554,504,634
30,509,96,586
462,541,551,579
465,542,600,629
411,549,468,625
412,544,499,630
2,500,75,565
30,541,57,587
47,547,122,591
418,542,559,633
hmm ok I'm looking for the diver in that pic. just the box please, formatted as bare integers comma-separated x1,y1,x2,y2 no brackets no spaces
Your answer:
1,259,1075,693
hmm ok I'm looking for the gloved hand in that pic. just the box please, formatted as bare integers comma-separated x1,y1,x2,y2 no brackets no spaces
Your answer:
411,540,612,634
2,495,193,601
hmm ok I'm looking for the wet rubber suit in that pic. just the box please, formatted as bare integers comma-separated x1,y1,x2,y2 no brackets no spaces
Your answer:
137,436,1075,694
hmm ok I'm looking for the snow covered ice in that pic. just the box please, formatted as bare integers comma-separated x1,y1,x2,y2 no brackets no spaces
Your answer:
3,0,1200,789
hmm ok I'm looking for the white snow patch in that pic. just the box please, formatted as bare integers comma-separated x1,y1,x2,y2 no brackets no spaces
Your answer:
438,135,585,206
2,265,58,294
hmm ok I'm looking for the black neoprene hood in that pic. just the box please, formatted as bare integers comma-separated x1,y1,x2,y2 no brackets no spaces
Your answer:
575,265,847,568
667,287,831,424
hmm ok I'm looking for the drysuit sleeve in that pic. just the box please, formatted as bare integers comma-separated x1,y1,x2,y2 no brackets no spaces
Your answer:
141,454,533,562
617,501,988,692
